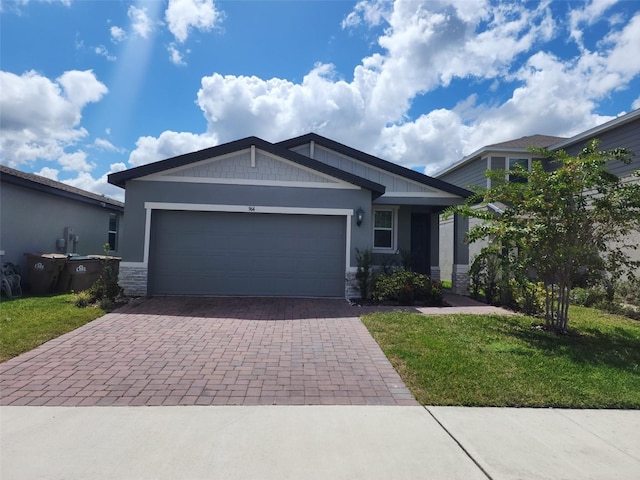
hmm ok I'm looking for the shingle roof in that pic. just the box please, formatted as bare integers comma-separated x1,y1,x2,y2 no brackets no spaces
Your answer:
1,164,124,211
487,134,567,149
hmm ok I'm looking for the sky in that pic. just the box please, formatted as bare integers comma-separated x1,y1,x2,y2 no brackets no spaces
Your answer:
1,0,640,202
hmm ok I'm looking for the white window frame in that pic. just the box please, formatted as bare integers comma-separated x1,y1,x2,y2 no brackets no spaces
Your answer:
506,157,531,182
372,207,398,253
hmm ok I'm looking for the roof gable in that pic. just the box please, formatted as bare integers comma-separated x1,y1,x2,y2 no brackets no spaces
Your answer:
140,147,355,190
277,133,471,198
108,136,386,197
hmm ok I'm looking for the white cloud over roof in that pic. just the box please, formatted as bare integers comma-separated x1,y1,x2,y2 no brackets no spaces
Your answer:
1,0,639,196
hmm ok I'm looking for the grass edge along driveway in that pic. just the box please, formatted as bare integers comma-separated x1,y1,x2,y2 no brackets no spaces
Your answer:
0,294,105,363
361,306,640,409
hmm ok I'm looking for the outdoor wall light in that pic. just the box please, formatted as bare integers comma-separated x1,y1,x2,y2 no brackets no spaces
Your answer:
356,207,365,227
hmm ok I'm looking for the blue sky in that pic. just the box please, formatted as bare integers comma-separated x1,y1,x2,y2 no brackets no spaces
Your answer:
1,0,639,201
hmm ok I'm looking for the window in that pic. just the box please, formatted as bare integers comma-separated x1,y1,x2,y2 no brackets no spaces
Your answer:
108,214,118,251
373,208,396,251
508,158,529,183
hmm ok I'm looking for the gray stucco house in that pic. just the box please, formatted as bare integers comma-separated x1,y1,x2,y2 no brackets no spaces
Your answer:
108,134,471,298
436,108,640,293
0,165,124,287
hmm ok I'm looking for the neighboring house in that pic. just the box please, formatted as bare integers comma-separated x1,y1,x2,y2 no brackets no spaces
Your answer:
436,108,640,293
0,165,124,287
108,134,471,298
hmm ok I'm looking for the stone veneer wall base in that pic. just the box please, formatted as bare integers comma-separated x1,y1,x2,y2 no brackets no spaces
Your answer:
430,266,441,282
345,271,359,300
119,264,148,297
452,264,469,296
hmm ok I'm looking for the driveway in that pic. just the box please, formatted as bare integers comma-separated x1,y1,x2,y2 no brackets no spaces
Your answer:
0,297,417,407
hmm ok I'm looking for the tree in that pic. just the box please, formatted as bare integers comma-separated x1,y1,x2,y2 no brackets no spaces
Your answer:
449,140,640,332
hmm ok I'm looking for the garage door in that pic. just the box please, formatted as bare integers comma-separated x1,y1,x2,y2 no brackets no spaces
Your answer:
148,210,346,297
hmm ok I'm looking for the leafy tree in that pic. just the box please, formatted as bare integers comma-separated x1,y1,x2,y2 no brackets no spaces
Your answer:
449,140,640,332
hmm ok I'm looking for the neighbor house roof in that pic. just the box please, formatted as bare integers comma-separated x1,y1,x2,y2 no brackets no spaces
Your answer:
435,134,567,178
487,134,568,149
277,133,472,198
108,136,389,198
1,165,124,212
436,108,640,179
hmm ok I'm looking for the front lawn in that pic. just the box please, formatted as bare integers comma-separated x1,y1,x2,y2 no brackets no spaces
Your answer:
362,306,640,408
0,294,105,363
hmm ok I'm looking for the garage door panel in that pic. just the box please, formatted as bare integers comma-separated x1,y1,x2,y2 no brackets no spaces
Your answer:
149,210,346,297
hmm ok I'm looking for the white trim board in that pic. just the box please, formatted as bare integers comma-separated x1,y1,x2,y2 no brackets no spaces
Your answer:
383,191,460,199
139,176,358,189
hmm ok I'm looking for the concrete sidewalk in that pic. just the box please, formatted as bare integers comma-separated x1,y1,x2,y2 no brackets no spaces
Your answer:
2,406,638,480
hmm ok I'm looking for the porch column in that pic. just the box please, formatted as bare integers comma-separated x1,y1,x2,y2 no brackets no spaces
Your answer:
429,213,440,281
452,214,469,295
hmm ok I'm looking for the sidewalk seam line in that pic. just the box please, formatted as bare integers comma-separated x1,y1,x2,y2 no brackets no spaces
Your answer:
423,406,494,480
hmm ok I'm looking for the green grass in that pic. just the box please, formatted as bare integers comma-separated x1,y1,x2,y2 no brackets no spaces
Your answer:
0,294,105,363
361,306,640,408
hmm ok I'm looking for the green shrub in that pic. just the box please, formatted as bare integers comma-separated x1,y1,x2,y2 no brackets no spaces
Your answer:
617,279,640,306
73,290,92,308
469,250,501,303
373,269,443,306
75,244,123,309
512,280,545,316
570,286,607,307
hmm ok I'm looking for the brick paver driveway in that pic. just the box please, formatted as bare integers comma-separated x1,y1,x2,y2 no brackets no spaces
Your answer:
0,297,417,406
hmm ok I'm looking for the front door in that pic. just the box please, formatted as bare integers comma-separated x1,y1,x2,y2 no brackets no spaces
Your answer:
410,213,430,274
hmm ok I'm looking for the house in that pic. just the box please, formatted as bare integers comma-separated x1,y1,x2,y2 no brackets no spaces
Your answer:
0,165,124,289
108,134,471,298
436,108,640,293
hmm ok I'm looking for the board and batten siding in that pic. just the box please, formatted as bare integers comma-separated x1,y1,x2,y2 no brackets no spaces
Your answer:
562,118,640,181
294,144,441,194
439,157,487,190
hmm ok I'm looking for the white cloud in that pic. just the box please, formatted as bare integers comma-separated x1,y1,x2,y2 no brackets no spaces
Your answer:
95,45,116,61
1,0,70,13
128,5,153,39
36,167,60,181
58,150,95,172
633,96,640,110
165,0,223,43
168,43,187,66
342,0,391,29
110,25,127,43
0,69,107,166
128,131,217,167
569,0,618,47
129,0,640,175
61,165,126,202
93,138,125,153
